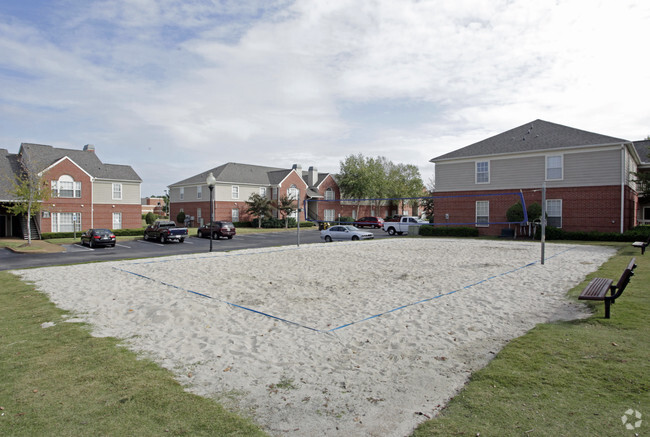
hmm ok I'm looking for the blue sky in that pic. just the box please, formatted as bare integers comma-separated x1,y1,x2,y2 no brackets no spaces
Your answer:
1,0,648,196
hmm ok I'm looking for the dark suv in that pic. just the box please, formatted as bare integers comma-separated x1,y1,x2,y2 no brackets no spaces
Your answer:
353,216,384,229
197,221,236,239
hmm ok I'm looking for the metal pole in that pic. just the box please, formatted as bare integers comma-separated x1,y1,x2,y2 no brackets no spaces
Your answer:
541,182,546,265
209,186,214,252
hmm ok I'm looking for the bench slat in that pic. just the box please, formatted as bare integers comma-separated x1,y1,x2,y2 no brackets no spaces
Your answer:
579,277,612,301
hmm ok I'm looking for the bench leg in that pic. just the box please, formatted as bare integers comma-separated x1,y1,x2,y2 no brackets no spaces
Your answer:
643,245,646,255
604,298,611,319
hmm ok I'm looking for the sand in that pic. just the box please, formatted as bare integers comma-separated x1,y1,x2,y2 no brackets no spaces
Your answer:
13,238,614,436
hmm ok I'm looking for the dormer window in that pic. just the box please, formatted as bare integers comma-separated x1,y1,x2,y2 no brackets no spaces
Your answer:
51,175,81,198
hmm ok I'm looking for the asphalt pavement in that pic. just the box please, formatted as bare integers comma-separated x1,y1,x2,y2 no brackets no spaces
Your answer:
0,228,391,271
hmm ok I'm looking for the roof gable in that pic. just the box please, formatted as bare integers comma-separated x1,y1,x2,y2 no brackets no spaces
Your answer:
634,140,649,165
431,120,630,162
19,143,141,181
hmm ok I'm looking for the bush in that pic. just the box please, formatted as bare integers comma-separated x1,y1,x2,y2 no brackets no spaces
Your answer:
336,216,354,224
419,225,479,237
145,212,156,225
506,203,524,222
176,211,186,224
41,227,146,240
533,225,650,242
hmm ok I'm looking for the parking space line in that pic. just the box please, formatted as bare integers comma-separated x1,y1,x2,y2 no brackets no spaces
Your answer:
116,243,131,248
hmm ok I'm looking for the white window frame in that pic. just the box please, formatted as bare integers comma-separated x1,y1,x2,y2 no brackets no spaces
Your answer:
197,185,202,199
112,212,122,230
179,187,184,200
259,187,267,197
232,185,239,200
51,175,81,198
231,208,239,222
112,183,122,200
287,184,298,200
475,161,490,184
546,155,563,181
325,188,334,200
476,201,489,227
324,209,335,221
546,199,562,228
51,212,82,232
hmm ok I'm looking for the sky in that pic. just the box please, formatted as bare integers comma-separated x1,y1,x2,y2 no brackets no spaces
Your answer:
1,0,649,196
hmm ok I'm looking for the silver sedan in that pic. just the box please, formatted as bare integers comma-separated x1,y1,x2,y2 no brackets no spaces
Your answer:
320,225,374,242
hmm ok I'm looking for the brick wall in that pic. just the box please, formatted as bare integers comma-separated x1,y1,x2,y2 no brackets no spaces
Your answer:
433,186,637,236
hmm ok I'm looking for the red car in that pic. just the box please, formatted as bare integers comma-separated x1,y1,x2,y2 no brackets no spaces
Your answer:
353,216,384,229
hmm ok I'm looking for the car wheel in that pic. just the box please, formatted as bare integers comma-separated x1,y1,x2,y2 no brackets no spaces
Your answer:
387,227,396,236
111,244,116,247
89,239,94,248
325,235,332,242
213,232,219,240
352,235,359,241
160,234,167,243
143,233,148,241
179,238,185,243
397,232,403,235
227,235,233,239
197,230,203,238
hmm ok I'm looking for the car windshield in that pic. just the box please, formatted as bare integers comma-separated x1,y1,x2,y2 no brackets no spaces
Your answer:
342,225,360,231
95,229,112,235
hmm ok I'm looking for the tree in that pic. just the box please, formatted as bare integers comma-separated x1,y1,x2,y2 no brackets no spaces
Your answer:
145,212,156,225
246,193,272,228
176,211,186,225
275,195,296,228
7,163,51,245
337,154,424,217
633,142,650,198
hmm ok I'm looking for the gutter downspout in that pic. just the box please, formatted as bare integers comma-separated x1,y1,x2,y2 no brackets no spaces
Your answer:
91,177,95,228
620,145,625,234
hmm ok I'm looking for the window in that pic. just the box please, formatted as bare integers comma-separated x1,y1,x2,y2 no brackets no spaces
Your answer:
259,187,267,197
51,212,81,232
287,184,298,200
112,183,122,200
197,186,202,199
324,209,335,221
325,188,334,200
179,187,184,200
476,201,489,227
546,199,562,228
475,161,490,184
112,212,122,230
546,155,563,180
231,208,239,222
51,175,81,198
232,186,239,199
197,208,202,219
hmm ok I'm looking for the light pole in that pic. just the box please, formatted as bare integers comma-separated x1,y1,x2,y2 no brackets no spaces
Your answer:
206,172,217,252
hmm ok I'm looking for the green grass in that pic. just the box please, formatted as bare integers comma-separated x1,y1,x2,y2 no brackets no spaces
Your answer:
413,243,649,437
0,271,266,437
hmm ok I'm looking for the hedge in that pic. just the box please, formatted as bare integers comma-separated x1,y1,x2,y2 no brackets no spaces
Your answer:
419,225,479,237
534,225,650,242
41,228,145,239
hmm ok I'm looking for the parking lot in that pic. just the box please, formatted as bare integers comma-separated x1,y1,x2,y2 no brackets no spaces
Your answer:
1,228,392,271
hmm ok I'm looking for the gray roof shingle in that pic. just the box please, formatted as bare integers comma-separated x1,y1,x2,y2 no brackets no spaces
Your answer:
171,162,330,188
634,140,649,165
431,120,630,162
19,143,141,181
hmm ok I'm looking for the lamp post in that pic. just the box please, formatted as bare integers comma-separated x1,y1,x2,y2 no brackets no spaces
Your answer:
206,172,217,252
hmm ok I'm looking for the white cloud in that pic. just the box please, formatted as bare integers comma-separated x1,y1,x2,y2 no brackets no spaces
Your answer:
0,0,648,195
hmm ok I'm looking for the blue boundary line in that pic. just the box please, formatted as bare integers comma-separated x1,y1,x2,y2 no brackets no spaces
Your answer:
113,246,575,333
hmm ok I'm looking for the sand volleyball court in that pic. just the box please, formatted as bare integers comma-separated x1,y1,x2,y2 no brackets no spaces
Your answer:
14,239,614,436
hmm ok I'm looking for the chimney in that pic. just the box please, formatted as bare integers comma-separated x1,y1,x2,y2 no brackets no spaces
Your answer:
292,163,302,174
308,166,318,186
83,144,95,152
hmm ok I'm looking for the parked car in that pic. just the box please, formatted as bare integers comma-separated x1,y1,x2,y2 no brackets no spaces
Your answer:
383,216,427,235
320,225,374,242
197,221,236,239
353,216,384,229
80,228,116,248
144,220,188,243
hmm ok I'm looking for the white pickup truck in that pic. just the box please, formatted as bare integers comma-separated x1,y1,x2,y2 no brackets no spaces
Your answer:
383,216,427,235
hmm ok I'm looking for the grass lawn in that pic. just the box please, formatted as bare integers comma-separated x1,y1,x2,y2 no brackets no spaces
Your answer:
0,271,266,436
413,243,649,437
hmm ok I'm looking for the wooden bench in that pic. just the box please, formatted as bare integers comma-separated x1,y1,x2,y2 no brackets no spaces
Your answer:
579,258,636,319
632,236,650,255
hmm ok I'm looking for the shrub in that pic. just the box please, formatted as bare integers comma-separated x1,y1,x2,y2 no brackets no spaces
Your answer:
533,225,650,242
145,212,156,225
527,203,542,222
506,202,524,222
176,211,186,224
41,227,145,239
419,225,479,237
336,216,354,224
